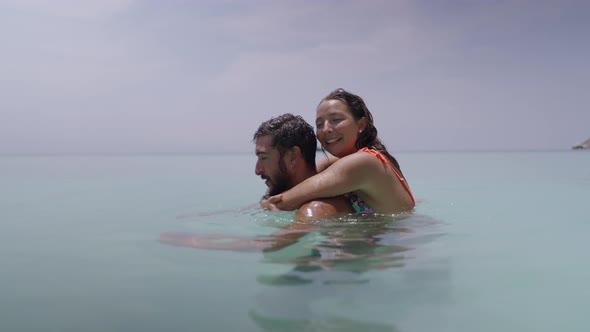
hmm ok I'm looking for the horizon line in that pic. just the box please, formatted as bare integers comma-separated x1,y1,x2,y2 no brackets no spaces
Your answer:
0,148,584,157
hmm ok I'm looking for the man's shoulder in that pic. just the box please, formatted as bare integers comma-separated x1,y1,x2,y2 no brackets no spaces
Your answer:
295,196,353,221
304,196,352,211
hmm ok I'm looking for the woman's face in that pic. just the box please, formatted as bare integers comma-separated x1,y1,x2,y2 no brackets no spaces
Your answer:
315,99,366,158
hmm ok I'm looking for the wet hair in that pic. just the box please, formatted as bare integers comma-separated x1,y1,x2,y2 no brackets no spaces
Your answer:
253,113,317,171
320,88,404,175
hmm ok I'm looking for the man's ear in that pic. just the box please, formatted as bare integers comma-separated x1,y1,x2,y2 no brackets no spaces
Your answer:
288,146,302,165
289,146,302,161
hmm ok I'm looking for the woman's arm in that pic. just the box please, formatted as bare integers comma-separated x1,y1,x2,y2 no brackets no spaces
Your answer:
269,152,377,210
258,156,340,210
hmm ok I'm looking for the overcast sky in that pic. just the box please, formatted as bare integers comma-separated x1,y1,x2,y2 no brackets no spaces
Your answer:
1,0,589,154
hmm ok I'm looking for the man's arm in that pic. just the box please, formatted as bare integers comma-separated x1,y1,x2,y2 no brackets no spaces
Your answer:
160,197,353,252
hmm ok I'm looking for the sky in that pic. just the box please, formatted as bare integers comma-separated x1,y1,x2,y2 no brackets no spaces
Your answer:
1,0,589,154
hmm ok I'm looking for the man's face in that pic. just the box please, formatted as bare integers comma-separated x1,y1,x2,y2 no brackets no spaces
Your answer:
255,135,292,196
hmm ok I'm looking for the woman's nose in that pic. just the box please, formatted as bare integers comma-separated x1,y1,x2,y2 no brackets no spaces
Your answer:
319,120,333,132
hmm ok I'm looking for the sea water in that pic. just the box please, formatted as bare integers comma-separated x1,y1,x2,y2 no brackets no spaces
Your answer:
0,151,589,332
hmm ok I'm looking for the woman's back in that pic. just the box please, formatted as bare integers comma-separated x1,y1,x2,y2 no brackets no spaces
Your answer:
333,148,414,213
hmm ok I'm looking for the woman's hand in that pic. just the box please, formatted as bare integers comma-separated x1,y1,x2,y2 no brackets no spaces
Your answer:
265,194,300,211
261,194,299,211
260,195,282,211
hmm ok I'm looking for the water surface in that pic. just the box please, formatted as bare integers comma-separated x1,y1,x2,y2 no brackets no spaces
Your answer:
1,151,588,331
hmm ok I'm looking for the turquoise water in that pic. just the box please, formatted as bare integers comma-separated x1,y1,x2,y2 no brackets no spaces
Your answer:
1,151,589,331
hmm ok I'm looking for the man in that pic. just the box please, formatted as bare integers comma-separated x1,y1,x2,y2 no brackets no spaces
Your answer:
159,114,352,251
253,113,352,222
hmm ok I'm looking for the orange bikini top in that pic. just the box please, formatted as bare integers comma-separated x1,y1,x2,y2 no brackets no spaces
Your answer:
360,147,416,207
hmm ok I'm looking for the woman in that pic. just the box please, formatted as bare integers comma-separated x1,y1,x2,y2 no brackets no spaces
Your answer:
265,88,415,214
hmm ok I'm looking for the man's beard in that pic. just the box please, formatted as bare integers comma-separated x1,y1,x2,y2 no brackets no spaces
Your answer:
265,161,292,196
266,172,290,196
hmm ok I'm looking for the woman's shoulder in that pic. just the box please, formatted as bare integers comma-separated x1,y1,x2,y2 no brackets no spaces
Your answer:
332,149,384,172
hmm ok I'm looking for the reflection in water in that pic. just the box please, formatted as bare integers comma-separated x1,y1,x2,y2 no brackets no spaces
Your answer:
160,211,448,331
249,309,400,332
249,213,446,331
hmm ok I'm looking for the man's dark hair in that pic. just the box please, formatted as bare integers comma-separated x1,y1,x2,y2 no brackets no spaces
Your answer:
253,113,317,171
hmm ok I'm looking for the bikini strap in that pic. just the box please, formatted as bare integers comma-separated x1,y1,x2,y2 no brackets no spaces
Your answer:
359,147,416,206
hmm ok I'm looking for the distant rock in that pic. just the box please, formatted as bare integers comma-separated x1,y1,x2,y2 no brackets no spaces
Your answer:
572,138,590,150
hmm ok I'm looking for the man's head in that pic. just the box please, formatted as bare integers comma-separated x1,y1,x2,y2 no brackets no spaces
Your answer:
253,113,317,196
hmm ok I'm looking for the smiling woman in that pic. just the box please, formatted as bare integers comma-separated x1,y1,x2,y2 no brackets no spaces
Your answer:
265,88,415,214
